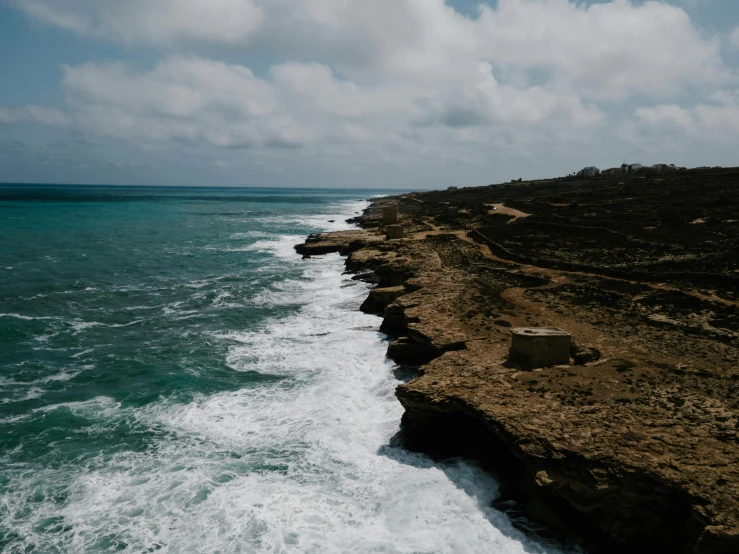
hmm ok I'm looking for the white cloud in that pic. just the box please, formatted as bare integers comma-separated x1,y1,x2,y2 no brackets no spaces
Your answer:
12,0,724,98
694,103,739,134
475,0,722,99
4,0,739,186
61,58,309,148
268,62,416,120
46,54,604,153
634,90,739,139
634,103,695,131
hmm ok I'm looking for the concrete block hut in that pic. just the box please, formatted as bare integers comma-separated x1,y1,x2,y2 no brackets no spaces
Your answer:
510,327,571,368
382,204,399,225
385,225,404,240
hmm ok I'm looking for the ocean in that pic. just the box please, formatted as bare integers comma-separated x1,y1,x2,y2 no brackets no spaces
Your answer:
0,185,563,553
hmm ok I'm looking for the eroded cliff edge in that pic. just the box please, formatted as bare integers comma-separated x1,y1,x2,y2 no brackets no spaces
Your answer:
296,168,739,554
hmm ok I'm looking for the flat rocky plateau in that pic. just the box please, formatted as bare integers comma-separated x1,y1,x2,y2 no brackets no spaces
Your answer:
296,167,739,554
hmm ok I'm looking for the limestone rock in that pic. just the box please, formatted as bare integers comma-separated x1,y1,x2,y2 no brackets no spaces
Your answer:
294,230,383,257
360,286,406,314
295,184,739,554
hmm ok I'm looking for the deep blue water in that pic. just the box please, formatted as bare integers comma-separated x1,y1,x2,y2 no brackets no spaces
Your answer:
0,185,563,554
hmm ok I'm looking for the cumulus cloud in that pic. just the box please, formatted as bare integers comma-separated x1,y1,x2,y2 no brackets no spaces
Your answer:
634,103,695,132
56,57,416,149
12,0,724,97
43,52,604,154
4,0,739,185
12,1,720,134
632,90,739,156
633,90,739,143
473,0,723,99
61,58,309,148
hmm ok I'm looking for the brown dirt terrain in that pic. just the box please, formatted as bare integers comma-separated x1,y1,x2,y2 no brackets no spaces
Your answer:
296,167,739,554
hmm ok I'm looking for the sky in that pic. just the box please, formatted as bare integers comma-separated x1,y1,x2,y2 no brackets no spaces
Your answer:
1,0,739,188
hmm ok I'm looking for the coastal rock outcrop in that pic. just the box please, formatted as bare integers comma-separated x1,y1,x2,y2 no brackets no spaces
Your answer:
360,286,406,314
296,170,739,554
294,230,383,258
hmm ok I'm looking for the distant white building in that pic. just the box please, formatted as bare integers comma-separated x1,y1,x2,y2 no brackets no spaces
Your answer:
652,163,677,172
579,166,600,177
629,163,644,173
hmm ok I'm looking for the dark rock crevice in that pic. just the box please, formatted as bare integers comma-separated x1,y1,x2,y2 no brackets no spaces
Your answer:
396,398,711,554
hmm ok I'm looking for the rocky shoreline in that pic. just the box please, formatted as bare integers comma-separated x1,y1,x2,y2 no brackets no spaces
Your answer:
296,168,739,554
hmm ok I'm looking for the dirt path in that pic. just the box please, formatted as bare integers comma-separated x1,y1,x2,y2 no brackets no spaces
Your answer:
468,234,739,308
410,220,739,309
486,203,531,221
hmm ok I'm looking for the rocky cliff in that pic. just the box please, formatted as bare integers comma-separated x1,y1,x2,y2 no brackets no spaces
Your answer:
296,170,739,554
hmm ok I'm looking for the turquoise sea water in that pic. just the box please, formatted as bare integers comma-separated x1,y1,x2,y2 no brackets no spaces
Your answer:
0,185,563,554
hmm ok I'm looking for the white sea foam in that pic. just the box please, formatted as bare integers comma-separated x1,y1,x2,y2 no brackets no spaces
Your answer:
230,231,273,239
125,304,164,311
183,279,216,289
0,367,83,387
33,396,121,418
254,200,366,232
38,370,82,383
69,321,103,333
1,386,45,404
109,320,146,328
245,234,309,260
0,313,63,321
213,291,244,309
232,201,365,265
163,304,200,317
68,320,145,333
0,200,566,554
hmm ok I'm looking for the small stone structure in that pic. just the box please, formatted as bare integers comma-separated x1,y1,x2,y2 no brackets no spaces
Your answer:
509,327,571,368
382,204,399,225
386,225,404,240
